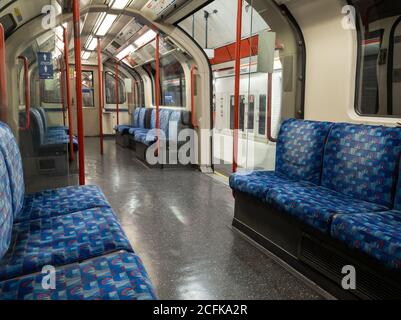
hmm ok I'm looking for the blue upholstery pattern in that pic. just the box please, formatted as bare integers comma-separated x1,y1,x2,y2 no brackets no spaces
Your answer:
134,130,158,146
16,185,111,223
0,252,156,300
159,109,171,137
115,125,134,135
0,151,13,260
0,207,133,281
322,123,401,207
0,123,25,218
114,108,142,134
138,108,147,129
229,171,314,201
275,119,333,185
331,211,401,270
391,163,401,211
168,111,183,141
267,186,388,233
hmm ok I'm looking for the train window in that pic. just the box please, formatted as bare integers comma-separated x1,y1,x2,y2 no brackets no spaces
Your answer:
41,77,62,104
82,71,95,108
230,95,245,130
350,0,401,116
259,95,266,136
247,95,255,131
105,71,126,105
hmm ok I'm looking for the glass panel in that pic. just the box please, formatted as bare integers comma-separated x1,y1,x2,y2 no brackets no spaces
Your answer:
82,71,95,108
349,0,401,116
105,71,126,105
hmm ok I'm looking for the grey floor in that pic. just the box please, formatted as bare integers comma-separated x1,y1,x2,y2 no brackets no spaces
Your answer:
53,137,326,300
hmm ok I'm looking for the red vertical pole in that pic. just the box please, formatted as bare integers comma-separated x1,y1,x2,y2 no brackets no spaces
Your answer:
155,33,160,155
115,62,119,126
0,24,7,123
17,56,30,129
73,0,85,185
190,65,197,128
63,27,74,162
232,0,243,173
60,61,66,127
97,37,104,155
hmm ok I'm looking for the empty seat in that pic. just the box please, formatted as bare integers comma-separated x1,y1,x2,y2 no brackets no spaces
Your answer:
115,108,141,134
134,109,170,146
0,151,13,261
0,207,133,281
267,123,401,233
268,185,388,233
35,107,69,134
331,211,401,270
230,119,333,201
128,108,150,136
0,252,156,300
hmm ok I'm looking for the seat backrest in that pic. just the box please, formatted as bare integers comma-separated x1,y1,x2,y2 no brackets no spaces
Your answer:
150,109,157,130
159,109,172,137
30,109,45,145
0,123,25,218
132,108,141,127
276,119,333,185
36,107,48,132
138,108,147,129
0,135,14,260
322,123,401,207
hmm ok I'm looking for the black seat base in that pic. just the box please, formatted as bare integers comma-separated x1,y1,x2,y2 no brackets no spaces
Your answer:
233,191,401,300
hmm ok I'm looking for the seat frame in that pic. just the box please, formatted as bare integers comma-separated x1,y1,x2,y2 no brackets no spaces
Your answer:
233,191,401,300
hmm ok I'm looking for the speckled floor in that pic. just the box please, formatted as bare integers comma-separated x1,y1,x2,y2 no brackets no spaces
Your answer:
83,138,324,300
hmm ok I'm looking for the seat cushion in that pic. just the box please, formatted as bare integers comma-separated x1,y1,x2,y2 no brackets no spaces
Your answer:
322,123,401,207
229,171,314,201
128,127,148,136
16,185,111,223
0,207,133,281
0,151,14,260
267,186,388,233
115,125,134,135
331,211,401,270
134,130,158,146
0,252,156,300
0,123,25,218
275,119,333,185
43,135,79,151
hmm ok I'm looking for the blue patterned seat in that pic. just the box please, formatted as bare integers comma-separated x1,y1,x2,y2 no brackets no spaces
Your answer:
35,107,69,135
267,186,388,233
0,151,14,261
331,211,401,270
0,207,133,281
128,108,150,136
17,185,111,223
230,119,333,200
114,108,141,134
0,252,156,300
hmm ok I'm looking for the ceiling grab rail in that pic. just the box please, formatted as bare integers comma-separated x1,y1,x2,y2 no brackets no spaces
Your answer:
63,26,74,162
97,37,104,155
73,0,85,185
0,24,7,123
155,33,161,157
17,56,30,130
115,62,120,126
266,73,277,143
190,65,199,128
232,0,243,173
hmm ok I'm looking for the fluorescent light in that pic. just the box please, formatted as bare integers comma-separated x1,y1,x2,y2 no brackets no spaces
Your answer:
116,44,134,60
110,0,130,9
86,36,98,51
93,12,106,34
82,51,91,60
96,14,118,36
134,30,157,48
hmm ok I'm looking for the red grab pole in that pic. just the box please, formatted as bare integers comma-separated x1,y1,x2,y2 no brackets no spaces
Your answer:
63,26,74,162
97,38,104,155
266,73,277,143
60,60,66,127
155,33,160,155
190,65,198,128
0,24,7,123
115,62,119,126
73,0,85,185
17,56,30,130
232,0,243,173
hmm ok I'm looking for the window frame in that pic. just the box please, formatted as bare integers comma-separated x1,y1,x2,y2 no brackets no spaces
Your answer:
105,71,127,105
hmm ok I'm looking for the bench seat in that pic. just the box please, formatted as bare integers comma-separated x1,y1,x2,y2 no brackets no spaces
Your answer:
0,207,133,281
331,211,401,270
16,185,111,223
230,171,315,201
0,251,156,300
267,186,389,233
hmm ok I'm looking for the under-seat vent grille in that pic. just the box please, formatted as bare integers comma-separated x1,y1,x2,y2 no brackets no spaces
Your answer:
300,236,401,300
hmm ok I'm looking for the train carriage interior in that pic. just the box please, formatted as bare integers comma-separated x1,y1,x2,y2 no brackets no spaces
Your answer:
1,0,401,303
